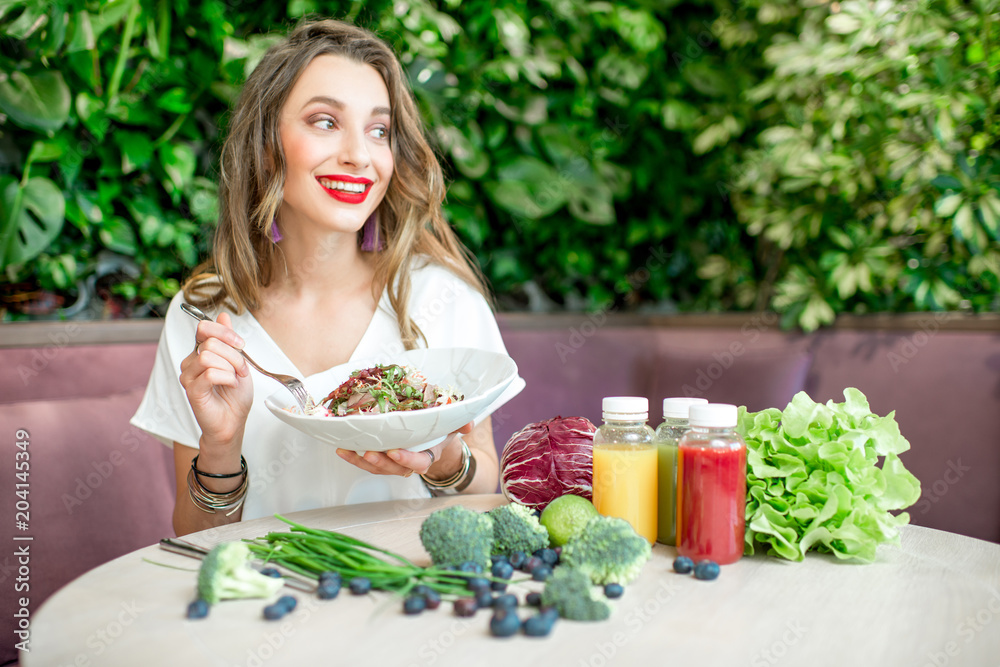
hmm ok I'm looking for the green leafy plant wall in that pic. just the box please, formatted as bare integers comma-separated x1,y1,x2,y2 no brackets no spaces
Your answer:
726,0,1000,329
0,0,997,327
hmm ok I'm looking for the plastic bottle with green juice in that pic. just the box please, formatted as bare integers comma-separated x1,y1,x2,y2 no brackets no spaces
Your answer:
655,397,707,545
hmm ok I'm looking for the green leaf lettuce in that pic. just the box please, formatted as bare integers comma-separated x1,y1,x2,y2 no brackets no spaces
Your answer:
738,388,922,562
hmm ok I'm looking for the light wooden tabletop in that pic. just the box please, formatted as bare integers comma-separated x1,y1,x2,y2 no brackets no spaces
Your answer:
25,494,1000,667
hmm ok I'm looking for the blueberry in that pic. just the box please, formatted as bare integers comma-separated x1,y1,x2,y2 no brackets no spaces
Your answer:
539,606,559,623
509,551,527,569
522,612,555,637
525,592,542,607
531,565,552,582
403,595,427,615
349,577,372,595
259,567,282,578
185,599,209,619
317,581,341,600
413,584,432,597
422,589,442,610
493,593,518,610
453,598,478,617
491,554,509,564
475,588,494,609
491,560,514,580
537,548,558,566
262,602,287,620
466,577,490,592
490,580,508,592
604,583,624,599
673,556,694,574
693,560,720,581
459,561,484,574
489,609,521,637
319,571,342,585
523,556,544,573
276,595,297,612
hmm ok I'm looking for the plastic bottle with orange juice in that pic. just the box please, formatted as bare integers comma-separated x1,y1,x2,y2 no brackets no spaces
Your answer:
591,396,657,543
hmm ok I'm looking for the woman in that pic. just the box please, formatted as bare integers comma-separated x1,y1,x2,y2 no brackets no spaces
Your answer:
131,19,522,536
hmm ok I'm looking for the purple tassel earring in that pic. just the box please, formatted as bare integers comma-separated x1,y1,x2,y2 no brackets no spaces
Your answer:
360,211,384,252
270,220,282,243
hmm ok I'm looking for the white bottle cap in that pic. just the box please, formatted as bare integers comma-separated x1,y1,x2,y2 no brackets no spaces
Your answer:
662,397,709,419
602,396,648,420
689,403,738,428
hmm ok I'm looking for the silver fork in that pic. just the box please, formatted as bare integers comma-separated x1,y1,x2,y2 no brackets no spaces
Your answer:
180,303,315,413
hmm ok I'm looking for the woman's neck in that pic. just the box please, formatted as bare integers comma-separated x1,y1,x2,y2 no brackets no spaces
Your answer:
269,229,374,298
252,229,380,374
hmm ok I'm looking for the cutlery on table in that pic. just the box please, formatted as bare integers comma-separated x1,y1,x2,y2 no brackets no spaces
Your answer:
159,537,316,593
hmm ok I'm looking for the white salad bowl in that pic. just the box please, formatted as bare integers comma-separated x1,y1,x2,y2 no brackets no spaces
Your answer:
264,347,524,453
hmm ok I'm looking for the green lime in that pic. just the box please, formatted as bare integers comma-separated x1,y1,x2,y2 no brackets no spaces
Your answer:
540,495,600,547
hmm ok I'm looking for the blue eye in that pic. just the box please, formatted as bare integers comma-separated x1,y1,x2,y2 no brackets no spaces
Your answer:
313,117,335,130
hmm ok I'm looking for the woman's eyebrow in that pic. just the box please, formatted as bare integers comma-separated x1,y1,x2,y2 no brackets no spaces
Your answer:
303,95,391,117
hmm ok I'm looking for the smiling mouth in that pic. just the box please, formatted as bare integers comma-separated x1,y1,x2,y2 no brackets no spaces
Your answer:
318,177,371,194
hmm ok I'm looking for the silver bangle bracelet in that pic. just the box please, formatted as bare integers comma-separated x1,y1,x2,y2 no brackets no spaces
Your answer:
186,465,248,516
421,441,476,496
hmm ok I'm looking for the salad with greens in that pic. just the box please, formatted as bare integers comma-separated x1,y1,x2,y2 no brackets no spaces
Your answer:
737,388,922,562
317,364,463,417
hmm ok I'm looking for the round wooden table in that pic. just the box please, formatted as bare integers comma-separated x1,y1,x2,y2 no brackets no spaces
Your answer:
25,494,1000,667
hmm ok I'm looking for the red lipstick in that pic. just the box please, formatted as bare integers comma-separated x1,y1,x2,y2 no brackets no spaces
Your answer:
317,175,374,205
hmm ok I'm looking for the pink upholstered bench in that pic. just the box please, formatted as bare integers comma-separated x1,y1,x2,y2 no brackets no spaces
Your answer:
0,340,175,666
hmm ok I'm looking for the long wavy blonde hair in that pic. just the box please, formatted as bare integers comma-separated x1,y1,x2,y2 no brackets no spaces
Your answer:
184,19,488,349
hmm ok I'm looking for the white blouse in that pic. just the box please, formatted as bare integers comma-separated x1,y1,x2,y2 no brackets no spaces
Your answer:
131,260,524,520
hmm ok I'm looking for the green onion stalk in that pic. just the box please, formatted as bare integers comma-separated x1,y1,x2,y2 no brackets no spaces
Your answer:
244,516,492,598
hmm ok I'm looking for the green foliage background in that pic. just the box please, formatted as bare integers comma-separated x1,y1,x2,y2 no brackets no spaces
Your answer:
1,0,997,328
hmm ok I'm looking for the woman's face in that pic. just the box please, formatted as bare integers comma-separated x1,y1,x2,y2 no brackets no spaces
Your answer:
278,54,393,240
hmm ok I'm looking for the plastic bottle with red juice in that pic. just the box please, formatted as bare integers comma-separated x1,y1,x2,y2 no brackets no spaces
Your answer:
676,403,747,565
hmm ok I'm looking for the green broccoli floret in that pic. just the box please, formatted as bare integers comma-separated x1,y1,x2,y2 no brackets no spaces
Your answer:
540,566,611,621
419,505,494,569
487,502,550,556
559,515,651,585
197,542,283,605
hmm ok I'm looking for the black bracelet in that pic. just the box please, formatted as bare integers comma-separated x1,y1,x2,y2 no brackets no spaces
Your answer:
192,454,247,479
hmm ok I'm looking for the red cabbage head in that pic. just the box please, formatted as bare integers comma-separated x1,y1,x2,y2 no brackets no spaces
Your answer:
500,416,596,511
